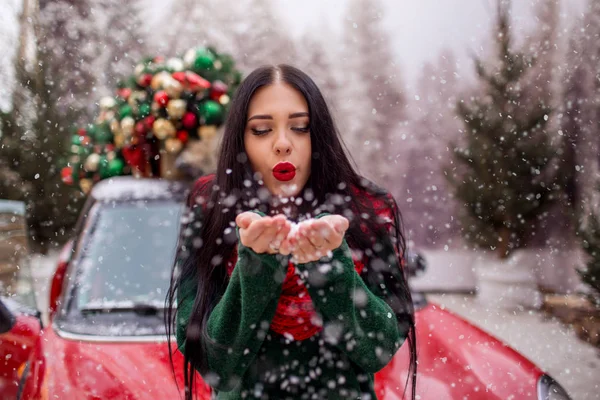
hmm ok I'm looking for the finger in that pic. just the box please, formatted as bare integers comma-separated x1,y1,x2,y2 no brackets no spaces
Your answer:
254,218,283,252
236,212,260,230
278,238,293,255
240,216,270,247
296,226,317,259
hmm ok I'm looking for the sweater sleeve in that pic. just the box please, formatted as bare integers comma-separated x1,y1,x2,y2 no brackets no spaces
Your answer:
295,219,410,373
175,205,288,392
201,243,287,391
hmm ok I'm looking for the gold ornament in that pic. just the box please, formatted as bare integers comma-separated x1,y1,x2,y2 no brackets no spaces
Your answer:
100,97,116,110
128,91,147,108
84,153,101,172
163,77,183,99
219,94,230,105
198,125,218,140
151,71,171,90
121,117,135,137
79,179,93,194
153,118,176,140
110,119,121,134
166,58,184,72
183,49,196,68
165,138,183,153
134,64,145,77
106,151,116,162
214,60,222,70
114,133,125,148
166,99,187,119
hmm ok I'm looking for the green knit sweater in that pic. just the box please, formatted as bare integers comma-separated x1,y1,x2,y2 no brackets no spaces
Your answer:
176,215,407,400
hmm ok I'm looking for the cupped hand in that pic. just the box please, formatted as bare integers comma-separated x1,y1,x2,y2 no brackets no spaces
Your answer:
235,212,291,254
279,215,349,263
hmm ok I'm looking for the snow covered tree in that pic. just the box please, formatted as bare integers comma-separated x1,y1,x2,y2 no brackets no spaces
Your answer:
400,49,463,247
162,0,296,73
445,0,562,259
578,181,600,307
559,0,600,235
93,0,148,94
337,0,406,186
0,0,86,252
294,25,340,111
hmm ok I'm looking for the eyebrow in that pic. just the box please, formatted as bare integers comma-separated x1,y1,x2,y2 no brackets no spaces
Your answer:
247,112,309,122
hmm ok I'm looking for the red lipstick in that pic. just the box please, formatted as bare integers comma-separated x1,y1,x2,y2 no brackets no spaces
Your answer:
272,162,296,182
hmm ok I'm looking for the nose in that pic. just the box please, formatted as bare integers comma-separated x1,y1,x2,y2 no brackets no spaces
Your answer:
273,130,292,156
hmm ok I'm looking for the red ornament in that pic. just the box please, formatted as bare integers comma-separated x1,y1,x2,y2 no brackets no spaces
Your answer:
61,166,73,185
135,121,147,136
105,144,115,152
153,90,169,107
80,136,92,146
153,56,165,63
144,116,156,131
122,146,145,170
176,130,189,144
117,88,132,100
172,71,186,83
210,80,228,101
78,128,87,136
182,112,197,129
139,74,153,87
186,72,211,91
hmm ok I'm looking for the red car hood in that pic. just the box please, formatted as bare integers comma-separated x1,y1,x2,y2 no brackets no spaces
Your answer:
24,305,544,400
374,303,544,399
23,327,211,400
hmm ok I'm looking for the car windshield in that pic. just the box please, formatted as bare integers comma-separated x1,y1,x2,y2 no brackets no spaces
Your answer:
71,201,182,315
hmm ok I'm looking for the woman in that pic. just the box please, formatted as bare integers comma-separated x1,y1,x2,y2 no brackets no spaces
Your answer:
166,65,416,400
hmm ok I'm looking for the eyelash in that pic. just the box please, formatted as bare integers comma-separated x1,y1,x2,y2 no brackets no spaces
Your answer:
251,127,309,136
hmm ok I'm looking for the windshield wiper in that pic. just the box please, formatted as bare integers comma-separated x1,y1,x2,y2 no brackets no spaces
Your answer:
80,302,164,316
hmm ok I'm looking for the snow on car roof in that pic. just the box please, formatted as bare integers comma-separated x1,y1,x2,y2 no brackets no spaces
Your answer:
90,176,189,202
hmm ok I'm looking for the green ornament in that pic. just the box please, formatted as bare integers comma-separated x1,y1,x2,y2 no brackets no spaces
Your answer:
95,124,113,144
98,155,111,179
197,100,224,125
119,104,133,119
71,134,82,146
138,102,151,118
106,158,125,177
192,49,215,73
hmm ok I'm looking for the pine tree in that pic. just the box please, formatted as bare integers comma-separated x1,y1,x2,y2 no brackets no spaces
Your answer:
445,0,561,259
0,0,93,252
294,24,341,112
94,0,149,94
337,0,406,185
403,49,462,247
578,182,600,307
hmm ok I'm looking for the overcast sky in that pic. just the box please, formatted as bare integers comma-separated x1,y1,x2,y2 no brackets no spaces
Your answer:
271,0,587,85
0,0,589,110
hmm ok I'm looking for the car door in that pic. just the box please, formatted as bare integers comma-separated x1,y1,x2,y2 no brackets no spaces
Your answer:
0,200,42,398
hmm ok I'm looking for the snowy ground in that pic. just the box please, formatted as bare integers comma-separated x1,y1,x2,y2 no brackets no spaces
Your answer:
428,293,600,400
27,254,599,399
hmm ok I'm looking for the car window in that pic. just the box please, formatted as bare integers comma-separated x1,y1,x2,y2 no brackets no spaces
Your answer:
0,200,37,311
73,201,183,310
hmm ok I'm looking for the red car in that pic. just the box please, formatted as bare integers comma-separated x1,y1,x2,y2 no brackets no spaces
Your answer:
0,178,572,399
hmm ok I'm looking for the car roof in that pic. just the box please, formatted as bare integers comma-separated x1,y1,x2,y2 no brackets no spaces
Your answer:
89,176,190,203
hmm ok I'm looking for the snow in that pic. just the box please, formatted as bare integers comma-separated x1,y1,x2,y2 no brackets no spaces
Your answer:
429,293,600,400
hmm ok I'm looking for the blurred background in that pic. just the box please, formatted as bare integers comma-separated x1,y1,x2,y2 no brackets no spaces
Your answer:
0,0,599,398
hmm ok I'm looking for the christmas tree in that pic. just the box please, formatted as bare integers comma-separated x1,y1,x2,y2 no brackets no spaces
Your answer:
578,182,600,307
60,47,242,193
444,0,561,259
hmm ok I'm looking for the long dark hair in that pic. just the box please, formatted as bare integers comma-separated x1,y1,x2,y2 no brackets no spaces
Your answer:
166,64,417,399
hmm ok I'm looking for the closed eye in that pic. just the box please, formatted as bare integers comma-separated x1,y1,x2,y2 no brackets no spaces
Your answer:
292,126,309,133
251,128,271,136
